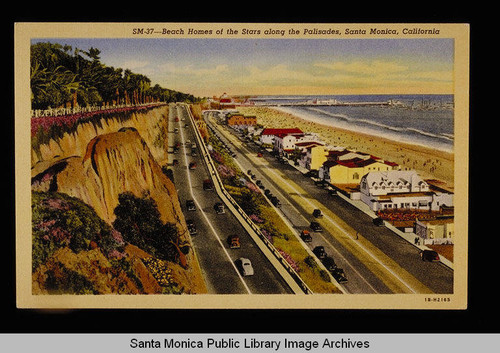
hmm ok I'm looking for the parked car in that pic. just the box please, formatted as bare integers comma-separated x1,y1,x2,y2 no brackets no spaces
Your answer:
227,235,241,249
214,202,225,214
300,230,312,242
257,152,263,157
238,258,254,276
203,179,214,190
331,267,348,283
420,250,440,262
313,209,323,218
173,159,179,166
310,221,323,232
322,256,337,271
270,196,281,207
186,220,197,235
313,246,327,259
373,217,385,226
186,200,196,211
189,162,197,170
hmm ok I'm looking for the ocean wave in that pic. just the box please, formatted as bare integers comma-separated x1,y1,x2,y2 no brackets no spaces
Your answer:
276,106,454,152
307,107,453,142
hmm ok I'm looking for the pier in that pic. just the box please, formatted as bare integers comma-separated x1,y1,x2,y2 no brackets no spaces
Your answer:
254,100,391,107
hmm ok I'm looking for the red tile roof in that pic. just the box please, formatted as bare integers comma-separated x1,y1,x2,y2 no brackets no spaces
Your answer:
261,128,303,136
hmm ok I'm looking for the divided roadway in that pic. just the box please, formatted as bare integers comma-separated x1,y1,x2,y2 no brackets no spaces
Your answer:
168,104,293,295
207,114,454,295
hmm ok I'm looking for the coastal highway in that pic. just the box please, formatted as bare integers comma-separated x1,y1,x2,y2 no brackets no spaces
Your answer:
168,104,293,294
207,114,454,295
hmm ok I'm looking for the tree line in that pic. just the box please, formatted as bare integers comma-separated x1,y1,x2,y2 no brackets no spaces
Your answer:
31,42,200,110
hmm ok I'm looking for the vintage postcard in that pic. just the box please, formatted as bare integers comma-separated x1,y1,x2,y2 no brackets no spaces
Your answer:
14,22,469,309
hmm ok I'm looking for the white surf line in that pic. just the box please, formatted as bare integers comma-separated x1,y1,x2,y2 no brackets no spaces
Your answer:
220,126,378,294
177,107,252,294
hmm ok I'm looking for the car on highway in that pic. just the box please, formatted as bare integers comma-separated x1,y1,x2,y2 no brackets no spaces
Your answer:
270,196,281,207
313,209,323,218
227,234,241,249
313,246,327,259
322,256,337,271
420,250,440,262
300,230,312,242
186,200,196,211
310,221,323,232
214,202,225,214
373,217,385,226
186,220,197,235
203,179,214,190
237,257,254,276
331,267,348,283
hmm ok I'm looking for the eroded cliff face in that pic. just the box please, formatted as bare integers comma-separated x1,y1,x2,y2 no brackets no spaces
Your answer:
32,107,169,167
32,128,181,226
31,106,207,294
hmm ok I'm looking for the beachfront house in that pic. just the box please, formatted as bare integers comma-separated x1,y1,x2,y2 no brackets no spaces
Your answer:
273,132,322,157
320,154,397,185
298,144,329,170
225,113,257,129
259,128,303,148
359,170,454,212
415,217,454,245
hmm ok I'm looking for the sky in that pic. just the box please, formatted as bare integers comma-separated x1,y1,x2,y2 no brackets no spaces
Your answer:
33,38,454,97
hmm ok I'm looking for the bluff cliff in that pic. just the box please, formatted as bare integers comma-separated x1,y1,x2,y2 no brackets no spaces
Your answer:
31,106,207,295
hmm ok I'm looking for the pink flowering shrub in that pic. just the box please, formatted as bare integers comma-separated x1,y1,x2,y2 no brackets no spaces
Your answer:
278,249,301,273
31,104,164,137
249,214,265,224
217,164,235,178
32,191,125,271
260,229,273,244
246,181,261,193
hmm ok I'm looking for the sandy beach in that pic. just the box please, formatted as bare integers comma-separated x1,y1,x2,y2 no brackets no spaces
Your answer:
238,106,454,191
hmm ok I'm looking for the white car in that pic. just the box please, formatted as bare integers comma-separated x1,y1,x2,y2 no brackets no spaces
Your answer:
238,257,254,276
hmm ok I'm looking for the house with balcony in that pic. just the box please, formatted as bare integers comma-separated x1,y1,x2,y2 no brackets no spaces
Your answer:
359,170,453,212
273,131,322,157
298,143,329,170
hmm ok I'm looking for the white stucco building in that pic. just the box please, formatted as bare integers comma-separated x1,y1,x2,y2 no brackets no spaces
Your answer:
359,170,453,212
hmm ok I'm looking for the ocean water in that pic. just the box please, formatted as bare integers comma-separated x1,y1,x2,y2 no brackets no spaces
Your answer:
250,95,454,153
